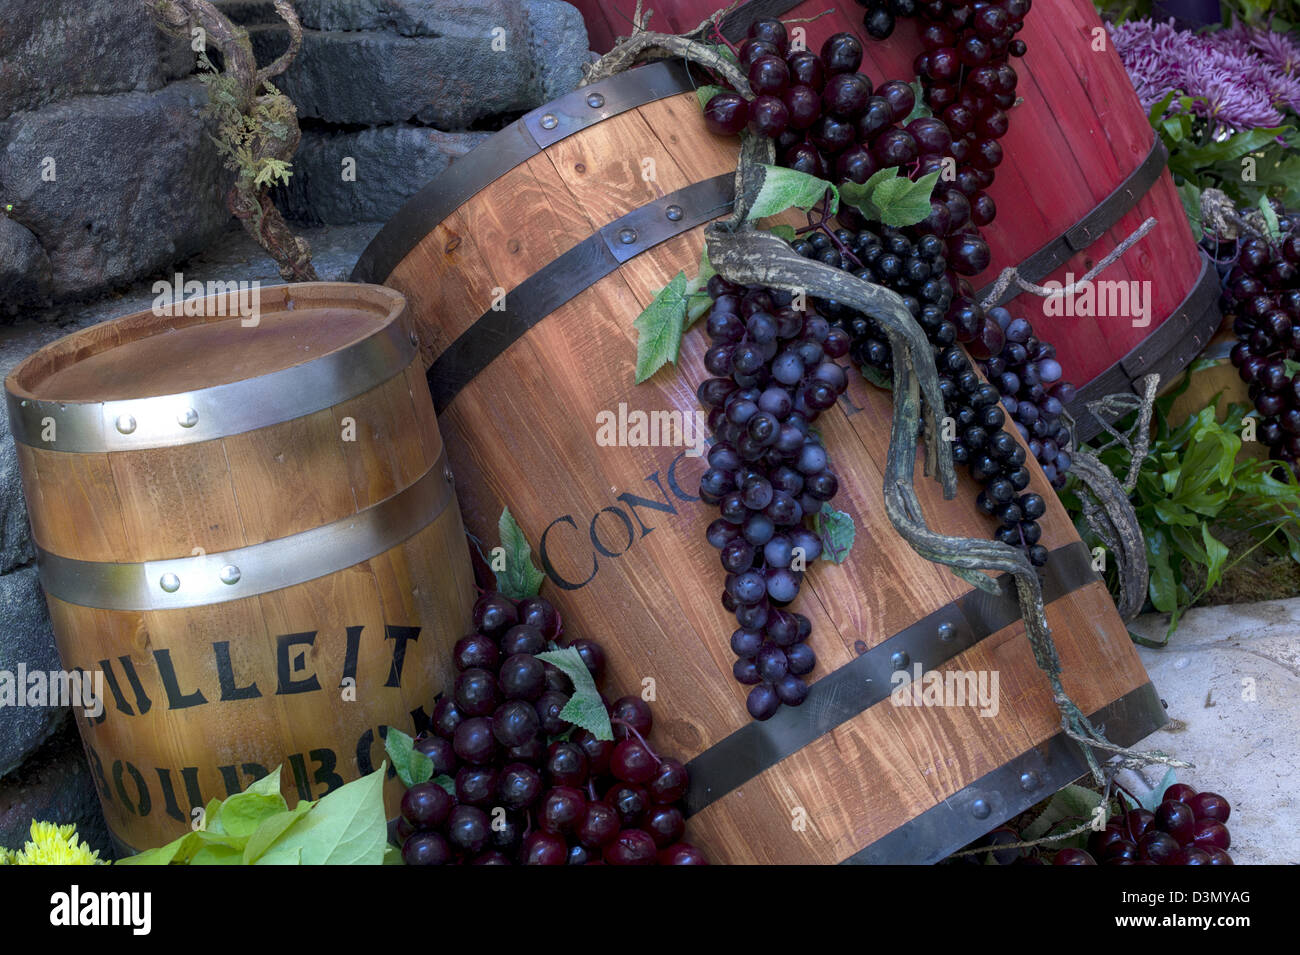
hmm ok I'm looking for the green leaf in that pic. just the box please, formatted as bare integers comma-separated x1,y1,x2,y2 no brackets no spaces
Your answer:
383,844,404,865
1177,182,1203,241
1259,195,1282,240
217,791,286,843
766,223,798,242
860,363,892,391
1141,769,1178,813
1147,89,1179,126
255,765,389,865
384,727,434,789
1201,525,1229,590
495,506,547,600
1147,531,1177,614
813,503,855,563
694,83,727,110
1022,785,1105,841
872,171,940,227
747,164,838,220
684,244,716,329
244,766,284,798
188,843,245,865
1286,359,1300,379
431,774,456,796
243,801,315,864
632,271,689,383
904,78,931,123
840,166,900,219
536,647,614,741
116,832,200,866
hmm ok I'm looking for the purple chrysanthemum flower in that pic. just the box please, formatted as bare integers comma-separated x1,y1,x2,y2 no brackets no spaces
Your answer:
1108,17,1300,132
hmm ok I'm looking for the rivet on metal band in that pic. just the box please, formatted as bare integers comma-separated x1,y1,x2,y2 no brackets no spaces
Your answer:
6,318,417,453
35,452,453,611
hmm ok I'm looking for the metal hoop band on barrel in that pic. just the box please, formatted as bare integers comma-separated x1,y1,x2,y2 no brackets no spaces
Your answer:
34,452,454,611
6,313,416,454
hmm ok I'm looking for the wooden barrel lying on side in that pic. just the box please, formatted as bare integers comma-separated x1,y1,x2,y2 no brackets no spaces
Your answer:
4,283,476,853
352,62,1165,863
565,0,1219,439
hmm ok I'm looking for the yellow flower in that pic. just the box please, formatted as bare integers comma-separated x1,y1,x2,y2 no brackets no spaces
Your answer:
0,847,11,865
10,821,103,865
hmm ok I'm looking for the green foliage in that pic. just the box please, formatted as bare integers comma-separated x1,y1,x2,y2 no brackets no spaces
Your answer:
535,647,614,740
119,764,389,865
814,503,856,564
840,168,940,227
1062,381,1300,637
495,507,547,600
197,50,296,196
1146,89,1300,217
746,164,839,221
631,246,718,383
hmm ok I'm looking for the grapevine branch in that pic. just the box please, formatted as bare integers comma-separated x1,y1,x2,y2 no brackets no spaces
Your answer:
143,0,318,282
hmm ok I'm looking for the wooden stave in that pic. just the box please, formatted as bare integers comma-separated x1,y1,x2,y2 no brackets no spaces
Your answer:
5,289,476,851
358,83,1164,861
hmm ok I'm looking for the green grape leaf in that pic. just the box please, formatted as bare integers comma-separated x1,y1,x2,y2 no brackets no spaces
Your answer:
695,83,727,110
703,43,740,68
904,78,931,122
431,774,455,796
746,164,838,221
1286,359,1300,378
871,171,940,227
384,727,434,789
633,271,689,383
766,223,799,242
814,503,856,564
495,506,547,600
536,648,614,741
1141,768,1178,813
839,166,901,220
684,245,716,328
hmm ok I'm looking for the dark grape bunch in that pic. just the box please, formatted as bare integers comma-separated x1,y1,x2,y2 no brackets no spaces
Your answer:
396,591,708,865
1061,783,1235,866
1220,203,1300,465
788,225,1066,566
695,276,853,720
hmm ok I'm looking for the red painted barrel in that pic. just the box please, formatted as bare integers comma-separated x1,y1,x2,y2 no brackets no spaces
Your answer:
571,0,1216,423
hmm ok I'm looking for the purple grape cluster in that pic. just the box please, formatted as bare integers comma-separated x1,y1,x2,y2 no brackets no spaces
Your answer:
1059,783,1235,866
1221,206,1300,464
396,591,708,865
695,276,854,720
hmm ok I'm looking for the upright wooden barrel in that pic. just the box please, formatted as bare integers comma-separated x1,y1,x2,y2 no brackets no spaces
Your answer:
567,0,1219,438
352,62,1165,863
5,283,476,853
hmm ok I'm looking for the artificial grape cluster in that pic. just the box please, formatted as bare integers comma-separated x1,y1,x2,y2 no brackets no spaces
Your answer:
396,591,708,865
695,276,853,721
789,225,1058,565
702,20,993,278
1057,783,1235,866
1221,205,1300,465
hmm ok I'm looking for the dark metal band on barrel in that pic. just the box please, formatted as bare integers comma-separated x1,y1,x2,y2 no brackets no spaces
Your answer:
350,60,697,286
426,173,736,414
1067,250,1222,442
35,452,454,611
682,540,1098,817
843,680,1165,864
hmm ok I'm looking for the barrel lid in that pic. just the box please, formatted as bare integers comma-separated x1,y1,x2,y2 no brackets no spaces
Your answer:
5,282,414,452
